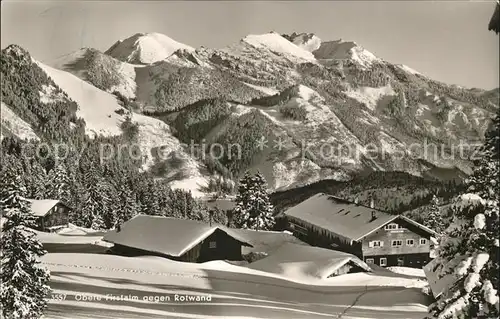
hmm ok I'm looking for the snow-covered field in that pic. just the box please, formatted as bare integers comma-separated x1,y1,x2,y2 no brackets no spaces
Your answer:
42,252,430,319
38,228,431,319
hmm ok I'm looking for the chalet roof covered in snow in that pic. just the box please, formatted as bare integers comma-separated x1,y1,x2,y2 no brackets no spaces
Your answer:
248,242,372,279
283,193,436,243
28,199,64,217
102,215,253,257
221,228,309,254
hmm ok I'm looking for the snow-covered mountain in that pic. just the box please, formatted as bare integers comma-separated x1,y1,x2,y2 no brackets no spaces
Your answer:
105,32,194,64
2,31,497,196
282,32,322,52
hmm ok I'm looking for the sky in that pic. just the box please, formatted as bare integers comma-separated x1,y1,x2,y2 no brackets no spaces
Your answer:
1,1,499,89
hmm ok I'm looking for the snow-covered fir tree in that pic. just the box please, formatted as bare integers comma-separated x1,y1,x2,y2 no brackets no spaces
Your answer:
79,172,113,230
233,171,275,230
0,171,51,319
115,175,138,228
426,194,444,234
428,113,499,319
45,163,71,202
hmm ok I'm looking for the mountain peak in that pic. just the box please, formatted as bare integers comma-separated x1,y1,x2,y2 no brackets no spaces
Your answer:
313,39,380,68
282,32,322,52
104,32,194,64
241,32,316,61
3,44,30,57
2,44,32,66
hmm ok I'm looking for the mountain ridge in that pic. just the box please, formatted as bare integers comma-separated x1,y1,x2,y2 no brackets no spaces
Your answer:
1,30,498,197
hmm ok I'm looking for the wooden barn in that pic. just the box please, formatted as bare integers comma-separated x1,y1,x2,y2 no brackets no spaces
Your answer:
282,193,437,268
103,215,253,263
28,199,71,232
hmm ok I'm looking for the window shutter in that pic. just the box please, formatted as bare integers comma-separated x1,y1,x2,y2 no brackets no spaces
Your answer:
368,241,374,248
380,241,384,247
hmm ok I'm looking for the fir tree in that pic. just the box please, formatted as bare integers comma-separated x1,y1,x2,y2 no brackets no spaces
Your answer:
45,163,71,202
233,171,275,230
0,171,51,319
79,172,112,230
428,113,499,319
426,194,444,234
115,175,138,228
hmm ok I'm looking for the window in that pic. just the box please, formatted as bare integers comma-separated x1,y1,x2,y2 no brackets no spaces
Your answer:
420,238,427,245
392,240,403,247
368,240,384,248
366,258,374,264
379,258,387,267
384,223,398,230
209,241,217,249
406,239,414,246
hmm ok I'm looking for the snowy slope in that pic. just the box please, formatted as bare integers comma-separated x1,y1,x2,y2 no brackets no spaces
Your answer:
208,85,365,190
35,60,208,196
243,32,316,62
0,102,39,141
313,40,380,68
36,61,123,136
344,84,396,111
49,48,138,99
105,32,194,64
397,64,423,76
42,252,429,319
283,32,322,52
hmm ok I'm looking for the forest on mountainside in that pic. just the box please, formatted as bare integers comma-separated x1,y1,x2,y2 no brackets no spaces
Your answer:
0,45,226,230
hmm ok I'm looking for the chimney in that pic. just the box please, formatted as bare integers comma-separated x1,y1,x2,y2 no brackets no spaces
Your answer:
209,210,214,227
370,198,374,209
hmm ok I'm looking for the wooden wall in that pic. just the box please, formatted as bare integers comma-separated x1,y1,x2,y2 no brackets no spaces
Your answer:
286,217,363,257
37,204,70,231
108,229,244,263
361,218,431,258
363,253,431,268
198,229,243,262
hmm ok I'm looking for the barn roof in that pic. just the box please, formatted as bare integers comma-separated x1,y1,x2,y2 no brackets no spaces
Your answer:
220,228,309,254
102,215,253,257
283,193,436,243
489,2,499,34
28,199,62,217
248,242,372,279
